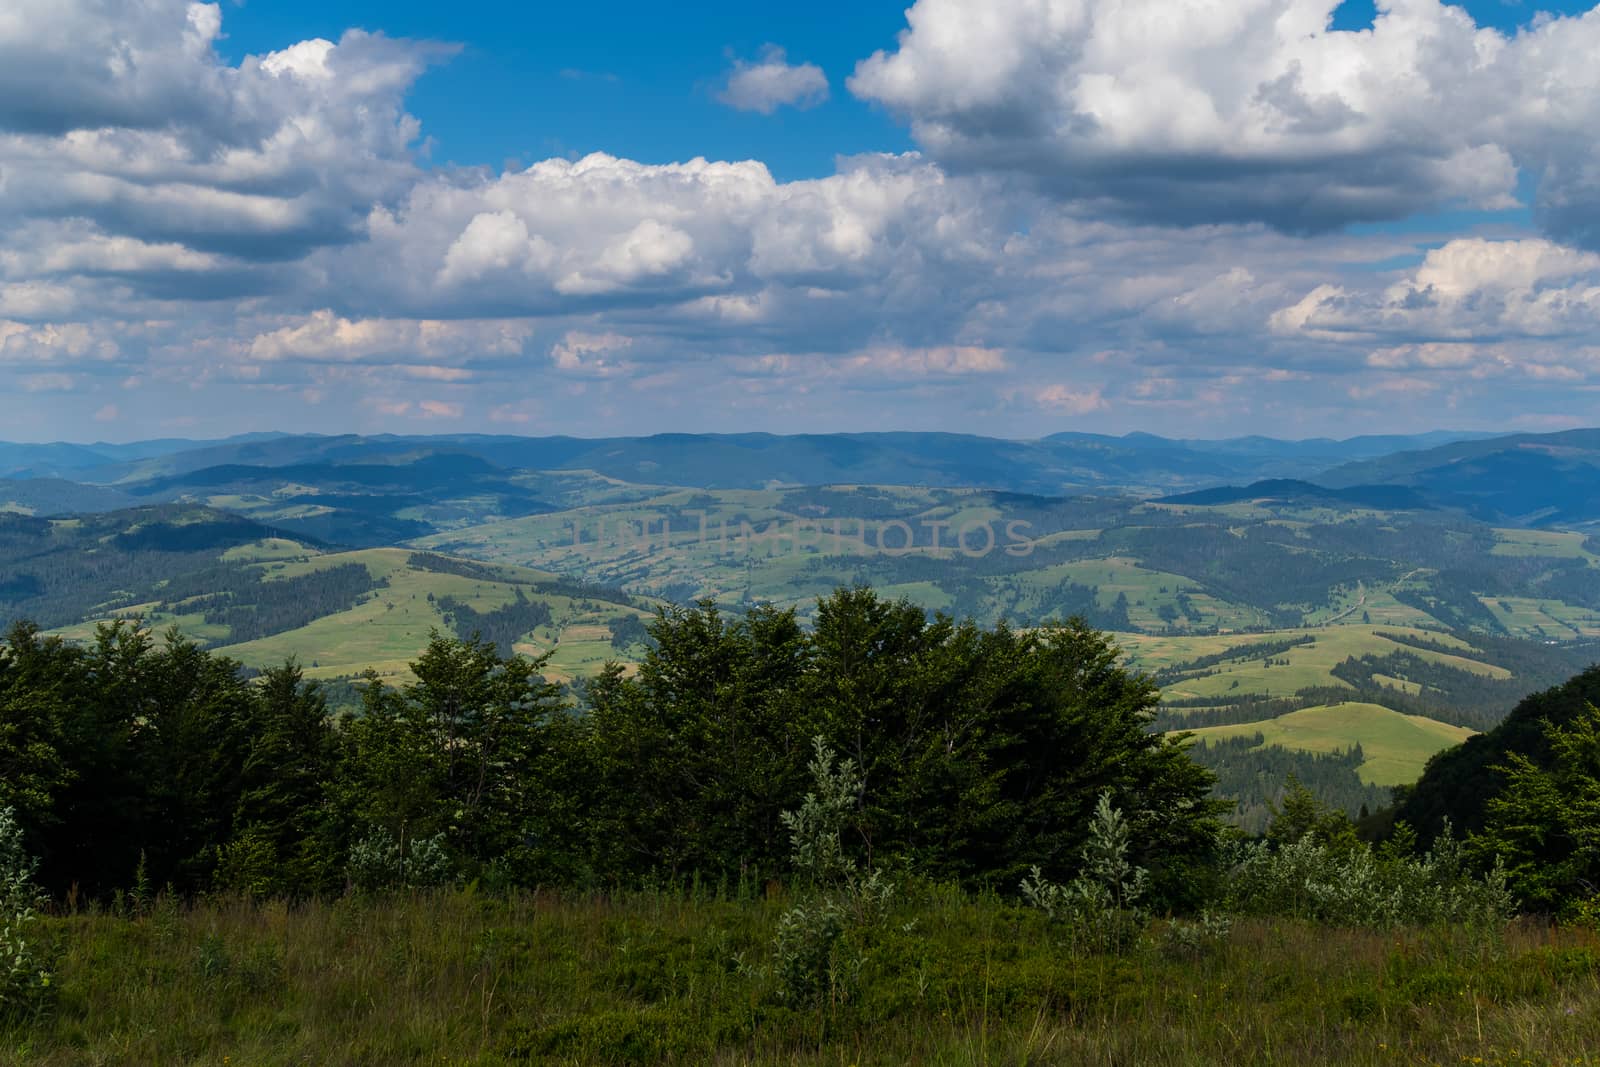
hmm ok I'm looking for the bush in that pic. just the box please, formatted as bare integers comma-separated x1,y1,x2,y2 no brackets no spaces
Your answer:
1020,793,1149,954
347,829,454,893
1159,910,1233,960
0,807,53,1022
1224,821,1514,928
769,738,896,1005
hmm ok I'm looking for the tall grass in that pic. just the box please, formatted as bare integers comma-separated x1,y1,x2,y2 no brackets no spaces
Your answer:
4,887,1600,1065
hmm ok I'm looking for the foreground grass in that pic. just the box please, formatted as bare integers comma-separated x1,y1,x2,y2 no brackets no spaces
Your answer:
7,889,1600,1065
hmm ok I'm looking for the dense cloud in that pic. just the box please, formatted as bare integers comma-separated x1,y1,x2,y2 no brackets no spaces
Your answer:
0,0,445,265
850,0,1600,237
5,0,1600,439
1274,239,1600,341
336,152,1013,340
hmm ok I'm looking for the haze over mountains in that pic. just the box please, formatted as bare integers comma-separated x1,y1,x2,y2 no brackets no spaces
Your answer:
0,426,1592,532
0,429,1483,486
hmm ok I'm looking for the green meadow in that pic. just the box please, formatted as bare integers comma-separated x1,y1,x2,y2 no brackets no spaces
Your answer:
1185,702,1477,786
1121,625,1506,702
10,890,1600,1067
51,545,656,686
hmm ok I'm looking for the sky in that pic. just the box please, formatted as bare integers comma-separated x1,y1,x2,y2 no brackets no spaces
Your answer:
7,1,1600,442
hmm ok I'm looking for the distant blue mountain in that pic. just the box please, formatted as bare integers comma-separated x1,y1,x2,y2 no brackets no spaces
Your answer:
18,429,1506,497
15,427,1600,526
0,433,291,479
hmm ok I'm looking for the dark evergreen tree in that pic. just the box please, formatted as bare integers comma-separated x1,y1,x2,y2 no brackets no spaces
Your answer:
583,601,810,880
1472,705,1600,911
220,660,342,896
0,623,74,852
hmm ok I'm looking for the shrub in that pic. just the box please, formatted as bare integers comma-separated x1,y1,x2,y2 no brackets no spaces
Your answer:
1159,910,1232,960
772,899,850,1006
1224,821,1514,928
347,829,454,893
770,738,897,1005
1020,792,1149,954
0,807,53,1022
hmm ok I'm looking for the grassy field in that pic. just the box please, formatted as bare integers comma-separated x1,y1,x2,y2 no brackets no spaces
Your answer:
1121,626,1512,786
1481,595,1600,639
1490,528,1600,561
9,889,1600,1066
1119,625,1506,701
51,545,656,686
220,550,653,685
1184,703,1478,786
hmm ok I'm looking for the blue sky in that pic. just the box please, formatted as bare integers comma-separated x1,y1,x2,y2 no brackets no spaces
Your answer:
214,0,915,179
210,0,1584,178
6,0,1600,442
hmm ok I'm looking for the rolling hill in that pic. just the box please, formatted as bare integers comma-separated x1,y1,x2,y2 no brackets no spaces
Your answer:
1185,703,1476,786
0,507,655,691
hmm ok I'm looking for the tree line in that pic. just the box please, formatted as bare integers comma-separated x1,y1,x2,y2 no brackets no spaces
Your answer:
0,588,1222,909
5,584,1600,917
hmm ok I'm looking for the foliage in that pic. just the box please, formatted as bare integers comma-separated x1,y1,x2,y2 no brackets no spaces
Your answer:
780,738,865,891
579,590,1225,901
1225,785,1514,928
0,619,261,897
0,807,52,1021
770,738,896,1006
1185,737,1390,833
606,613,650,651
219,660,342,896
1473,702,1600,912
165,562,379,645
1395,663,1600,844
346,830,453,893
336,631,572,885
0,587,1223,907
437,588,554,658
1158,909,1232,960
1020,793,1149,954
0,506,307,630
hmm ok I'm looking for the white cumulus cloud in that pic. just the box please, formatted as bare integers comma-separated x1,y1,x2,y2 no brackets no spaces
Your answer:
849,0,1600,237
718,46,829,114
1274,238,1600,341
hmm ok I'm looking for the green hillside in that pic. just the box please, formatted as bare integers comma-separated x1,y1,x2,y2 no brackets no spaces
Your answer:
47,540,657,687
1133,622,1593,805
1185,702,1477,786
414,484,1600,640
1125,625,1509,702
215,549,654,684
